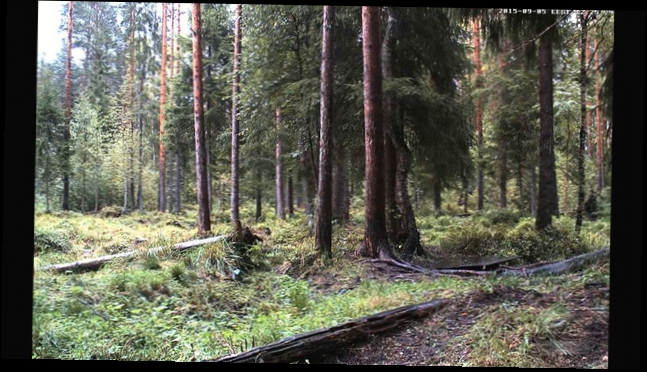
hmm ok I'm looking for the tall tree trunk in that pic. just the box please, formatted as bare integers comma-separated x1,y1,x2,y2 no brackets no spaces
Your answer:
256,179,262,222
595,39,604,191
315,5,335,258
159,3,168,212
433,179,441,212
177,4,181,75
575,14,588,233
499,142,507,208
169,152,175,213
332,147,346,222
137,61,146,213
382,7,399,244
361,6,392,259
63,1,73,211
473,17,484,211
535,32,557,230
517,159,524,211
193,3,210,235
129,7,136,211
276,108,285,219
463,177,469,214
45,156,51,213
288,171,294,217
231,4,243,236
176,151,181,213
206,46,213,215
586,34,593,158
530,165,538,217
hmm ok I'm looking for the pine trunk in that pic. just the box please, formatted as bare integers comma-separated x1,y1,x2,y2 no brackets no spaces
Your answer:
193,3,211,235
473,17,484,211
159,3,168,212
434,179,441,212
176,152,181,213
63,1,73,211
535,33,557,230
315,5,335,258
575,14,587,233
231,4,243,236
586,34,593,158
276,108,285,219
287,172,294,217
129,7,136,211
382,7,399,244
361,6,392,259
595,39,604,191
499,142,507,208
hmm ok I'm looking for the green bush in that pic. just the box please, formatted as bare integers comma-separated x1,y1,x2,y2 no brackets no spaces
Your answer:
34,228,73,253
439,217,590,264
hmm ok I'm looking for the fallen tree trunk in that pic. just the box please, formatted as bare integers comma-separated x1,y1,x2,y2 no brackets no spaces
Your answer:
496,248,609,277
204,298,449,363
39,235,226,273
371,248,609,278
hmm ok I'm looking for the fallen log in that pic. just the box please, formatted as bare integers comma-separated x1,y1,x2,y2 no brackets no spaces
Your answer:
370,248,609,278
496,248,609,277
39,235,227,273
204,298,449,363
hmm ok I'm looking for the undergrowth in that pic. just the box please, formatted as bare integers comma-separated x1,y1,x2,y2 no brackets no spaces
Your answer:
33,202,610,362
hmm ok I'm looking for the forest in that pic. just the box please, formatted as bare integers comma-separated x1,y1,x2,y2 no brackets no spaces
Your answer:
33,3,613,365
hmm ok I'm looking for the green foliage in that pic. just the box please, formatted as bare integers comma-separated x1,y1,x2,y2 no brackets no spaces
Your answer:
34,228,73,254
440,217,593,264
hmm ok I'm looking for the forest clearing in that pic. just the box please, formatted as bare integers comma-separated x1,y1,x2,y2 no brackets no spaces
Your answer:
32,3,617,365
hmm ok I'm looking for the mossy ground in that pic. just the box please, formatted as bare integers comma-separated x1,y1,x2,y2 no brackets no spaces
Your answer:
33,202,609,365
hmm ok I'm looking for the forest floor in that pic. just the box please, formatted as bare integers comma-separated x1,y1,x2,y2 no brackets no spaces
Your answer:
32,205,610,366
309,263,609,367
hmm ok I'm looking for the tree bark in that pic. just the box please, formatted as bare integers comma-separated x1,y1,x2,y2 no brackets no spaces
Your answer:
63,1,73,211
530,165,537,217
176,151,181,213
231,4,243,237
361,6,393,260
586,34,593,158
193,3,211,235
473,17,484,211
434,179,442,212
276,108,285,219
287,172,294,218
208,299,448,363
499,141,507,208
255,174,262,222
595,39,604,191
535,32,557,230
129,6,136,212
159,3,168,212
382,7,399,244
315,5,335,258
575,14,587,234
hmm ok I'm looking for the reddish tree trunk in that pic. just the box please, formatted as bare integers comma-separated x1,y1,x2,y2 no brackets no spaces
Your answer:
231,4,242,236
595,39,604,191
63,1,73,211
315,5,335,258
473,17,484,211
361,6,392,259
586,34,593,158
159,3,168,212
536,32,556,230
193,4,210,235
177,4,181,75
575,14,588,233
276,107,285,219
